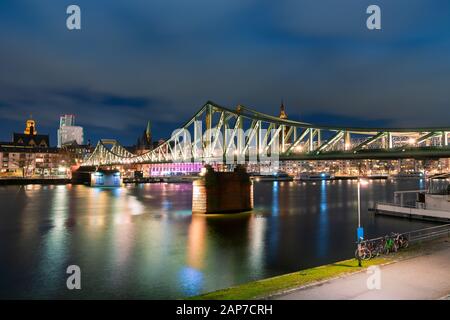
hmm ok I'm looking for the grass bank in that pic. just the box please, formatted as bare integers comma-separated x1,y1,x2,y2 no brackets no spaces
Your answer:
190,257,390,300
190,235,449,300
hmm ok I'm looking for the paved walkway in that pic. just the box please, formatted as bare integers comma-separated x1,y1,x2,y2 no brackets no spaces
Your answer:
275,242,450,300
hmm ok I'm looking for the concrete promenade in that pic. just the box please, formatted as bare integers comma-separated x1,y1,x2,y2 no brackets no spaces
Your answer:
275,239,450,300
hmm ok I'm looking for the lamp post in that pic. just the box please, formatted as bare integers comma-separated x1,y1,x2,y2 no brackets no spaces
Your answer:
356,178,368,267
357,179,361,230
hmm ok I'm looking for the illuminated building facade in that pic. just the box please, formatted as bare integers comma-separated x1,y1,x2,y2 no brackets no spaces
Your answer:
148,163,203,176
0,118,69,177
12,117,50,148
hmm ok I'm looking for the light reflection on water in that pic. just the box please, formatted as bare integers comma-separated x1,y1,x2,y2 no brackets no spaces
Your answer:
0,179,441,299
317,180,328,257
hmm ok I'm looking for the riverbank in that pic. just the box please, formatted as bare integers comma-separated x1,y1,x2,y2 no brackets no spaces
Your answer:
0,178,70,185
190,235,450,300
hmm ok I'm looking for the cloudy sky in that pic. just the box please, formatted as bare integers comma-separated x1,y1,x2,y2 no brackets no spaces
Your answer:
1,0,450,145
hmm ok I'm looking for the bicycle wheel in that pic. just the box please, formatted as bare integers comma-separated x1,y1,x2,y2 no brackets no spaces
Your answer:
392,243,398,253
359,247,371,260
402,239,409,249
355,248,360,260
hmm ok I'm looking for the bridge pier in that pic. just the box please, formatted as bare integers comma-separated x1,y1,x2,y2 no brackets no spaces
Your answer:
72,167,122,187
192,165,253,214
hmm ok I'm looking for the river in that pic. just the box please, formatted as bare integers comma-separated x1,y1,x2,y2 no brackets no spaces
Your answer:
0,179,438,299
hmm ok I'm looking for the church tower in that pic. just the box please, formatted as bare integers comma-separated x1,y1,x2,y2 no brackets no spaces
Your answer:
279,100,290,146
145,121,152,145
137,121,153,151
279,100,288,120
24,117,37,135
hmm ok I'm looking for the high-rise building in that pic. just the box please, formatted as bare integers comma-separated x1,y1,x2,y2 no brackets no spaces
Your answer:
59,114,75,127
57,115,84,147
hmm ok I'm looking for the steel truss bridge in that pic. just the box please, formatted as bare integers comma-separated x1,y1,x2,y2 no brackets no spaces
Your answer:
82,101,450,167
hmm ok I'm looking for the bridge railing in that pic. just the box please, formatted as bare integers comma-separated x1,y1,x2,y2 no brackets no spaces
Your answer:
404,223,450,243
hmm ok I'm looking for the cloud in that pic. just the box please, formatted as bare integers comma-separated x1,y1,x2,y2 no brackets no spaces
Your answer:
52,88,157,108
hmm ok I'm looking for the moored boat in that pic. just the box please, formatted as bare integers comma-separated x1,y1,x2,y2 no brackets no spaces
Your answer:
297,172,334,181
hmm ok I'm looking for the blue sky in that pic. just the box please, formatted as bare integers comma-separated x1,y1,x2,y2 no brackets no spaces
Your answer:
1,0,450,146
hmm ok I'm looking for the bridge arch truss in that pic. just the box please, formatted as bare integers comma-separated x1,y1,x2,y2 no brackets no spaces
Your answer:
82,101,450,166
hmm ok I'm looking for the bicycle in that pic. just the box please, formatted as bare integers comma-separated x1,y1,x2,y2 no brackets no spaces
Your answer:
383,236,397,254
368,238,384,257
392,232,409,249
355,241,372,260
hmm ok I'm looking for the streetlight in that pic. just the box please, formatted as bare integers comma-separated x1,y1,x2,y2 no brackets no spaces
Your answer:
356,178,368,267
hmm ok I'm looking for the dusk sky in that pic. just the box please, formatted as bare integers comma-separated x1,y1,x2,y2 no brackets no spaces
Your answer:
1,0,450,146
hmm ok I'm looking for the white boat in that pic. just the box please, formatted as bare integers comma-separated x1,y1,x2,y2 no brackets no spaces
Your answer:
297,172,334,181
373,175,450,222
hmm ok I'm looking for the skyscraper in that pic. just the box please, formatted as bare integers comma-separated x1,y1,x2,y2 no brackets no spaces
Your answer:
57,115,84,147
59,114,75,127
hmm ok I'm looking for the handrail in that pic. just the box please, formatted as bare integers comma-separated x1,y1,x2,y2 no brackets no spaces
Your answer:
375,201,418,209
404,224,450,242
361,223,450,245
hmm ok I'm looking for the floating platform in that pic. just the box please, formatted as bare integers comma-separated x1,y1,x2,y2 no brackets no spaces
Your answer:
90,170,122,187
72,169,122,187
373,202,450,223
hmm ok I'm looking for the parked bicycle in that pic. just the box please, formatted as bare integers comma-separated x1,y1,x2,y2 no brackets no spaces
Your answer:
392,232,409,249
355,232,409,261
355,241,372,260
383,235,397,254
367,238,384,257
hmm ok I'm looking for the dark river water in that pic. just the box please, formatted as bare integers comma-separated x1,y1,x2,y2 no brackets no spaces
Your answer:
0,179,439,299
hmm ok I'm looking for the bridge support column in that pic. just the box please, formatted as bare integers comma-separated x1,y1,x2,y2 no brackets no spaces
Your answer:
205,105,213,157
317,129,321,149
387,132,393,149
344,132,351,151
192,165,253,214
309,128,314,152
194,117,202,160
237,117,244,158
